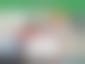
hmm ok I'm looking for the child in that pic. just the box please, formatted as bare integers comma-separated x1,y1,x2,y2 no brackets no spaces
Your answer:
18,9,73,64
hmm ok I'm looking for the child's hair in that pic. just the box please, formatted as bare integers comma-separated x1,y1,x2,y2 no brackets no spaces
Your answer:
17,8,71,43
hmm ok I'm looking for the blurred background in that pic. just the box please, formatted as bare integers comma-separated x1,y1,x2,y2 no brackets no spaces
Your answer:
0,0,85,64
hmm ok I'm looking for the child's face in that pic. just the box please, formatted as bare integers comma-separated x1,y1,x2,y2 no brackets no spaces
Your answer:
22,13,68,64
